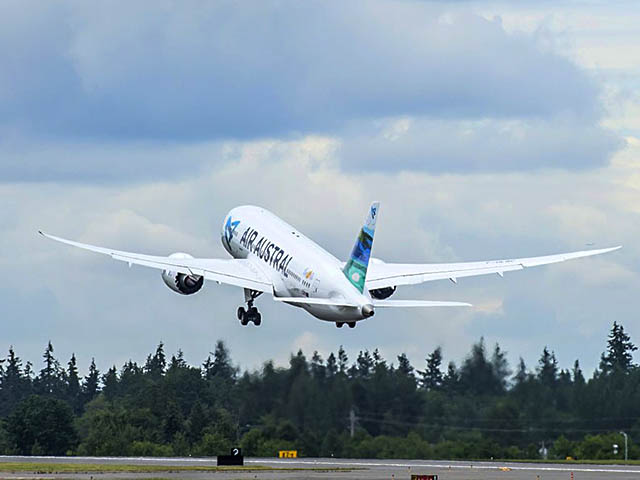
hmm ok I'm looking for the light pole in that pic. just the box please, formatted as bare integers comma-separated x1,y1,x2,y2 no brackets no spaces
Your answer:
620,431,628,462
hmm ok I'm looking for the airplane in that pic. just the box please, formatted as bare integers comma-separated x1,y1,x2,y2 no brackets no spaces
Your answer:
40,203,620,328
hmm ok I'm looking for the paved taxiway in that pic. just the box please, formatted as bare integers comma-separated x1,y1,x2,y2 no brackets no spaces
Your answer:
1,455,640,480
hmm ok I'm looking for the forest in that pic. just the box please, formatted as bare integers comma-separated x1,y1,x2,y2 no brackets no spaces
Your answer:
0,321,638,460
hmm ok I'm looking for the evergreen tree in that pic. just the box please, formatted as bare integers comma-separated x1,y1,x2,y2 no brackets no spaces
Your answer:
168,350,188,372
513,357,528,386
145,342,166,379
311,351,325,381
326,353,338,378
337,346,348,374
23,361,34,383
36,341,62,396
81,358,100,404
537,346,558,388
491,343,511,392
572,359,585,386
442,361,460,394
102,366,118,400
356,350,373,379
599,322,637,375
205,341,235,381
397,353,414,377
0,347,29,415
459,338,500,395
66,354,81,411
419,347,443,390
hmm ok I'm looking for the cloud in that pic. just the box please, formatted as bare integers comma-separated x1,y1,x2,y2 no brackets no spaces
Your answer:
0,1,605,141
340,116,622,172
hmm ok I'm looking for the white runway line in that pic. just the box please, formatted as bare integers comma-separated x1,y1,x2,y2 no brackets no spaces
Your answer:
247,459,640,475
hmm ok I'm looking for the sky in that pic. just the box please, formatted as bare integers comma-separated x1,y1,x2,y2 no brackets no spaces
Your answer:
1,0,639,379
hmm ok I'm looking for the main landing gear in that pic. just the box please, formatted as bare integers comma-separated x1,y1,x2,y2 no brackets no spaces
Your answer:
336,322,356,329
238,289,262,326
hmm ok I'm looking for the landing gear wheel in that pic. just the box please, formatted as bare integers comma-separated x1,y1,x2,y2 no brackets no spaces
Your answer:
238,307,250,326
336,322,344,328
253,313,262,326
348,322,356,328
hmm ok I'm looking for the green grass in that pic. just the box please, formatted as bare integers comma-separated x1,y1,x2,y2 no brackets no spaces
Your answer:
0,461,357,474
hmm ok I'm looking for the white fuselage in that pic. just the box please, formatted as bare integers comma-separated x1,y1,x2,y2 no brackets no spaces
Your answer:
221,206,373,321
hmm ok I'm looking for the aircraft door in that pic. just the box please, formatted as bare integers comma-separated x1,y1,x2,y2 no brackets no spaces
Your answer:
312,278,320,293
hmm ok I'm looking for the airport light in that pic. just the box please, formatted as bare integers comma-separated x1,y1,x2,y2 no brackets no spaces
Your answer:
620,432,628,461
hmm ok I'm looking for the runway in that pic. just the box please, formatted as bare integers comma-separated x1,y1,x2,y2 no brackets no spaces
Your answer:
1,455,640,480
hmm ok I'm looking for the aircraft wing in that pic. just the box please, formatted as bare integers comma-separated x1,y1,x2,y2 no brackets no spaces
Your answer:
365,246,621,290
39,231,272,292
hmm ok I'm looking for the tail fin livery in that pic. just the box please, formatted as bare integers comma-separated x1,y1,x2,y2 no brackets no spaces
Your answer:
343,202,379,292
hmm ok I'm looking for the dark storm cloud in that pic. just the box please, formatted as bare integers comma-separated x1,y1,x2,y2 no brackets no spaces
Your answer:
0,1,602,140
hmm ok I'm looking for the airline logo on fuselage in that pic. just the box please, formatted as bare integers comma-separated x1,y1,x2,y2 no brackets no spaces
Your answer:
224,216,240,249
238,227,293,277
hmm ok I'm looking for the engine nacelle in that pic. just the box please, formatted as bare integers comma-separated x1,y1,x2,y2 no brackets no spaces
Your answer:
369,286,397,300
161,253,204,295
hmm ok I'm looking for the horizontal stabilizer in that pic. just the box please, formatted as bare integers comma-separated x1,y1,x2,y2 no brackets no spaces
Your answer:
272,297,358,307
372,300,472,308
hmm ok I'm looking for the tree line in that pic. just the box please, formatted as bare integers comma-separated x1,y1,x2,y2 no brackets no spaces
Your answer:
0,321,638,460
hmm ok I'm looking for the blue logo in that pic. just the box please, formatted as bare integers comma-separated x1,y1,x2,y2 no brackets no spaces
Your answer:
224,216,240,247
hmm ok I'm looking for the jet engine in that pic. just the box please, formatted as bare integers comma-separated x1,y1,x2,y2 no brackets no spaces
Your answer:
369,286,397,300
161,253,204,295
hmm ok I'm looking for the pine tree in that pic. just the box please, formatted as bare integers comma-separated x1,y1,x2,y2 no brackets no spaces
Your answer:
537,346,558,388
442,361,460,393
572,359,585,386
311,351,325,381
212,341,235,380
82,358,100,403
599,322,637,375
0,347,28,415
397,353,414,376
513,357,528,386
337,346,348,375
418,347,443,391
145,342,166,379
459,338,500,395
102,366,118,400
168,349,188,372
491,343,511,392
356,350,373,379
326,353,338,378
37,341,61,396
66,354,80,410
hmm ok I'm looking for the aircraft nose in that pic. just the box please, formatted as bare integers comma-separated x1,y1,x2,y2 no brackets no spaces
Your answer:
361,304,375,317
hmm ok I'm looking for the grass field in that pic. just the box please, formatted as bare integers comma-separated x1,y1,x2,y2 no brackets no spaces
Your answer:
0,461,357,474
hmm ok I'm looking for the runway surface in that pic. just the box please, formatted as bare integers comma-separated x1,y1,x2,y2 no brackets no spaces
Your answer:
1,455,640,480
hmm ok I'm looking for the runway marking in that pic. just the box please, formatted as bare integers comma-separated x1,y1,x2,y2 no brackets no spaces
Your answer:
246,459,640,475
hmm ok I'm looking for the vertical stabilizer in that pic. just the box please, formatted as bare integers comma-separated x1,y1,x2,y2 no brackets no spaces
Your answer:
343,202,379,292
